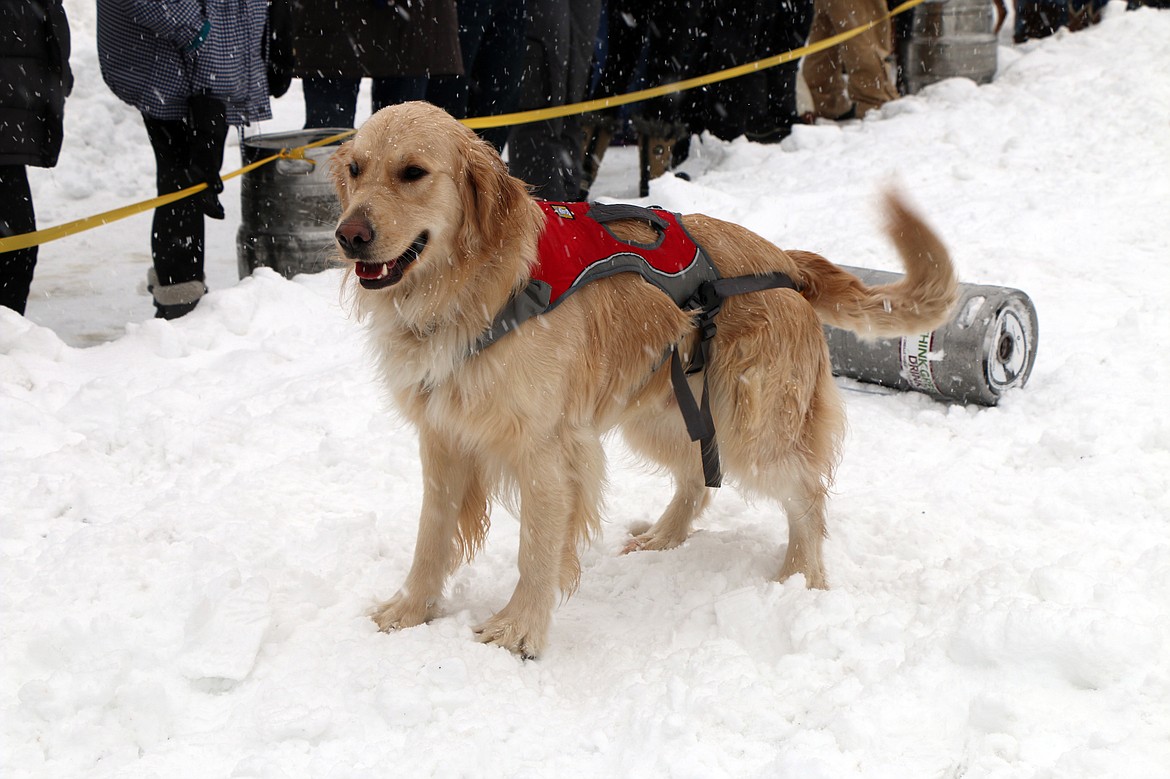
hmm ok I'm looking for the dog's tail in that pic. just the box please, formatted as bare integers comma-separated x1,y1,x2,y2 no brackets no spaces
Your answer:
790,191,959,338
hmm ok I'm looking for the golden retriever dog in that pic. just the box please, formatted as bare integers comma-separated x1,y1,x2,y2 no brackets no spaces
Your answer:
331,101,957,658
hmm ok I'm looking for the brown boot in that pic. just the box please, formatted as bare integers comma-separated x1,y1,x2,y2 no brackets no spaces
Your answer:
634,117,687,198
579,114,615,201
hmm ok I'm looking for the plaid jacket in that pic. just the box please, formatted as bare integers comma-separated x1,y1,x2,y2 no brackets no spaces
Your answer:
96,0,271,125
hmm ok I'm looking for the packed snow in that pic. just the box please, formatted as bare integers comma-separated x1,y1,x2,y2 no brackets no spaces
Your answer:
3,2,1169,777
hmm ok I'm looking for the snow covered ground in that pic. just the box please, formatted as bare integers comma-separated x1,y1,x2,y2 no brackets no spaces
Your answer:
4,2,1170,777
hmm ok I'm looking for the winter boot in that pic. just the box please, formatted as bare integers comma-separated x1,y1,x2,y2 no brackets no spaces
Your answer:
579,115,616,201
187,94,228,220
148,268,206,320
634,117,687,198
1067,0,1103,29
1014,1,1063,42
1067,1,1089,30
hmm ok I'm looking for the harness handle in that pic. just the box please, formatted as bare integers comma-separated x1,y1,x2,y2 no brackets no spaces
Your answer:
585,203,670,231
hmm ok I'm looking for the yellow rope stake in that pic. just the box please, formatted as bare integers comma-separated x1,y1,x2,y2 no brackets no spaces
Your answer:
0,0,925,254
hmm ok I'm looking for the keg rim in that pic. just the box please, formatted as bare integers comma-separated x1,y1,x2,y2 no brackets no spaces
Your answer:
984,296,1038,396
242,128,353,151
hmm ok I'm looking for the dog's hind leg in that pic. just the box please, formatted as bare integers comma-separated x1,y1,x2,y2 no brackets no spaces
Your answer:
622,470,709,553
776,487,829,589
707,301,843,590
372,430,487,632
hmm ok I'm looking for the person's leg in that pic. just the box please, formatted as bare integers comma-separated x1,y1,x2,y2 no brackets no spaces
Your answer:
633,0,703,194
507,0,570,199
803,0,852,119
187,94,228,220
579,0,644,198
427,0,493,120
469,0,528,151
562,0,604,196
0,165,36,315
687,0,760,141
758,0,815,138
831,0,898,116
371,77,429,113
142,117,207,318
593,0,645,100
303,77,361,128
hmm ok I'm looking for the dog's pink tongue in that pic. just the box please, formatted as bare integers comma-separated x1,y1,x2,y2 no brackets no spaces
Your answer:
355,261,390,280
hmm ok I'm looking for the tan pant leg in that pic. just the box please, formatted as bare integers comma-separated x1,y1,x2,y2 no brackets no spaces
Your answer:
806,0,899,118
803,2,851,119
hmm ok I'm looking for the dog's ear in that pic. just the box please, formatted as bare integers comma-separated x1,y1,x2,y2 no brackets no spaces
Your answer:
330,140,355,209
457,132,531,254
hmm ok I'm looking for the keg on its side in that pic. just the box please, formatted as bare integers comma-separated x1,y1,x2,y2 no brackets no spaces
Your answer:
902,0,998,94
824,266,1038,406
236,129,348,280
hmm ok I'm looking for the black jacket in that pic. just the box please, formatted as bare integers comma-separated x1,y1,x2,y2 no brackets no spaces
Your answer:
290,0,462,79
0,0,73,168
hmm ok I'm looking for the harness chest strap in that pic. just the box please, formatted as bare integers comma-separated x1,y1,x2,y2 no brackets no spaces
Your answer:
477,201,803,488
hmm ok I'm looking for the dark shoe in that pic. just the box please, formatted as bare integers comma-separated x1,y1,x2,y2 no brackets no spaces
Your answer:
831,105,857,122
745,121,796,145
1014,2,1062,41
154,299,201,320
802,105,856,124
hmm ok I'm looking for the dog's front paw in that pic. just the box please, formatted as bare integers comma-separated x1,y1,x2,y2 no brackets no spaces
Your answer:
370,591,432,632
474,609,547,660
621,528,689,555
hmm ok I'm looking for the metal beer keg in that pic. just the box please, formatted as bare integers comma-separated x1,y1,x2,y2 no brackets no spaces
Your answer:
902,0,999,94
236,129,347,279
824,266,1038,405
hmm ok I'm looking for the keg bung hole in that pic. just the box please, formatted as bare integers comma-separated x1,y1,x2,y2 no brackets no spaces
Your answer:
997,332,1014,363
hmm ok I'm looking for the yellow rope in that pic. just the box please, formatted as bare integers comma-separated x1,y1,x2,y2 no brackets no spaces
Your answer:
0,0,924,254
464,0,927,129
0,130,356,254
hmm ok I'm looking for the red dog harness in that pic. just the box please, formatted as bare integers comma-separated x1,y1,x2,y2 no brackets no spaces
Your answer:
478,201,802,487
477,202,721,348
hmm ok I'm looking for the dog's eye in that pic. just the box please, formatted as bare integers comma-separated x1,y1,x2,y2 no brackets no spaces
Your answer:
348,161,360,177
402,165,428,182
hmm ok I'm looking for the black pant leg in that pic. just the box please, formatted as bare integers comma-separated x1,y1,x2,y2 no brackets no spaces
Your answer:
765,0,815,129
143,117,204,287
0,164,36,315
303,78,361,128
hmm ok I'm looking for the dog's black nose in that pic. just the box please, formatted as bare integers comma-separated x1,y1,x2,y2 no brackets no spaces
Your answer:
336,219,375,257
